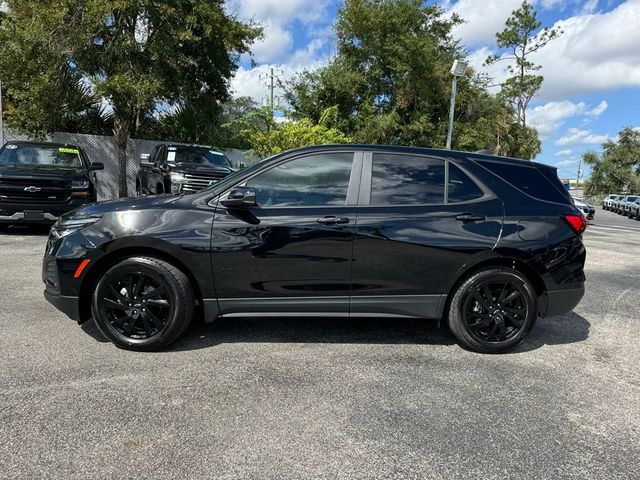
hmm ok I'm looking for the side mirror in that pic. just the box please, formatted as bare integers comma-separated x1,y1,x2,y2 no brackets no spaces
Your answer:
222,187,257,208
140,160,154,168
88,162,104,171
239,162,246,169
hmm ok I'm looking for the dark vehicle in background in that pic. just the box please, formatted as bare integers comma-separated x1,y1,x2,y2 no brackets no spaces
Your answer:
44,145,586,354
573,198,595,220
136,144,235,196
0,141,103,224
603,194,617,210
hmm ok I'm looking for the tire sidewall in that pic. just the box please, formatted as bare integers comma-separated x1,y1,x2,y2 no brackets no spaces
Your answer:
91,257,193,351
448,268,537,354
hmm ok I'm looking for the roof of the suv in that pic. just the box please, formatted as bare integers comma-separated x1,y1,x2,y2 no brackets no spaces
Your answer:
278,144,555,170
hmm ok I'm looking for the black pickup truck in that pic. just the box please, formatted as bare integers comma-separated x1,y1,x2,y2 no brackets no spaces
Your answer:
136,144,236,195
0,141,103,223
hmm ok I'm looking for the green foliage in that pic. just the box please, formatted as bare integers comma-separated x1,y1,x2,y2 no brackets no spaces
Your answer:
583,128,640,196
229,107,352,159
0,1,261,195
285,0,541,159
486,1,561,126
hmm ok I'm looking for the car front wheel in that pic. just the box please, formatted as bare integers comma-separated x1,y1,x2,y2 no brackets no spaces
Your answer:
91,256,194,351
448,268,537,354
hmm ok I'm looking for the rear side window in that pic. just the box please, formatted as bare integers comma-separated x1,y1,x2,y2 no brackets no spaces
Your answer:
371,154,445,205
448,164,484,203
480,161,570,204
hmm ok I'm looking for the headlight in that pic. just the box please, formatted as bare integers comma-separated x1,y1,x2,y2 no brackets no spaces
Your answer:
51,215,102,239
71,179,90,190
169,173,185,184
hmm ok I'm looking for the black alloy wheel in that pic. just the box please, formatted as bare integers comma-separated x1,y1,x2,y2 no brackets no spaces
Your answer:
448,268,537,353
91,257,194,351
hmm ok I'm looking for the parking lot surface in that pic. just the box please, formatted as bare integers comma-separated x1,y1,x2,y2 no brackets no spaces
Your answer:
1,209,639,479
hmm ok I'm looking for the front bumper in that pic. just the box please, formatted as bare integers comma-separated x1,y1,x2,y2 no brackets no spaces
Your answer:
0,199,91,223
0,211,59,222
43,290,81,321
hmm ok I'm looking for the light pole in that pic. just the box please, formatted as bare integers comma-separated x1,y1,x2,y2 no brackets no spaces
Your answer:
446,60,469,150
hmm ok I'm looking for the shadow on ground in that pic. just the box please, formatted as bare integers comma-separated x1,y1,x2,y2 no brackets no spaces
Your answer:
81,311,591,354
0,223,52,236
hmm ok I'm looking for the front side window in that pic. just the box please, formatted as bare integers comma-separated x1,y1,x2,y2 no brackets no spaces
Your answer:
246,152,354,207
371,154,445,205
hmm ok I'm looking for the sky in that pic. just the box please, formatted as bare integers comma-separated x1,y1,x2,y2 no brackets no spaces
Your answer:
225,0,640,178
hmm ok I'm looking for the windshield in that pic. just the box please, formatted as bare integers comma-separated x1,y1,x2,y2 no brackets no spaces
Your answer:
167,147,231,167
627,196,639,202
0,144,84,168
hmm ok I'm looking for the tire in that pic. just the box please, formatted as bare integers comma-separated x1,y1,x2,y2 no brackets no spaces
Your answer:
447,268,537,354
156,184,164,194
91,256,194,351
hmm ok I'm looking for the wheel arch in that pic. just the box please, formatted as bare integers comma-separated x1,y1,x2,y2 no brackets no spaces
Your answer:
439,255,546,322
78,244,205,323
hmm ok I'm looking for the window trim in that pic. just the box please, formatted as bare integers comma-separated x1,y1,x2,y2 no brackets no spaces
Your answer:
218,150,360,210
359,151,494,208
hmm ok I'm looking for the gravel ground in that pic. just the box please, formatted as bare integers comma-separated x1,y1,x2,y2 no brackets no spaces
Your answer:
0,208,638,479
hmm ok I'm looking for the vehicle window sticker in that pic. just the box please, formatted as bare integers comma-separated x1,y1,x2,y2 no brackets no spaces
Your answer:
59,147,79,154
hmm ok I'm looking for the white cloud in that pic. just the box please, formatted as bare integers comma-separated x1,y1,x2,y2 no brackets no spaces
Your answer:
226,0,334,101
555,149,573,157
586,100,608,117
555,159,578,168
527,99,608,138
555,128,610,146
464,1,640,99
449,0,525,45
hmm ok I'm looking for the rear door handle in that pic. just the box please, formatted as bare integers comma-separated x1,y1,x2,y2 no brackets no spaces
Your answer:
317,216,350,225
455,213,486,222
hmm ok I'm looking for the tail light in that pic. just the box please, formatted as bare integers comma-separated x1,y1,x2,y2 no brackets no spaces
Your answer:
563,214,587,234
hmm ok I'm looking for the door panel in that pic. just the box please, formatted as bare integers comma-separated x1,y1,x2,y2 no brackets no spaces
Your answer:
210,151,359,315
351,152,503,317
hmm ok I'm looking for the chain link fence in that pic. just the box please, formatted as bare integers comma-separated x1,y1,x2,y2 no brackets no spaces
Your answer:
3,130,256,200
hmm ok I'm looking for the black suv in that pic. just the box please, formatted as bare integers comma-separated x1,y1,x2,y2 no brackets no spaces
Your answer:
136,144,235,195
43,145,586,353
0,141,103,223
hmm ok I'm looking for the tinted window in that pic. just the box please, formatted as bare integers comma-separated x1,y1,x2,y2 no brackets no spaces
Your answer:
371,154,445,205
168,147,231,167
448,163,484,203
480,161,570,204
247,153,353,207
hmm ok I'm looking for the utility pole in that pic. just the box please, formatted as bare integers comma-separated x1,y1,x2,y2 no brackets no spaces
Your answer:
0,80,4,147
259,68,284,117
576,157,583,188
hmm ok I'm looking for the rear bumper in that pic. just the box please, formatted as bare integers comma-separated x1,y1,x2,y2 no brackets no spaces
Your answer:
44,290,81,322
540,286,585,317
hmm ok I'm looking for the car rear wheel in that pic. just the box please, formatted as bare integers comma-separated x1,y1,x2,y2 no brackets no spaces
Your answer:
91,257,194,351
448,268,537,354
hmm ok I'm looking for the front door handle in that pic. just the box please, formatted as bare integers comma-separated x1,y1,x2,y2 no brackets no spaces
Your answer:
317,216,350,225
455,213,486,223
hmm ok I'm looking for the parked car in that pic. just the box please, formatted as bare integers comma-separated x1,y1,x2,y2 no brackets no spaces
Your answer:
136,144,236,196
611,195,625,213
622,195,639,216
43,145,586,353
603,194,617,210
0,141,103,224
573,198,595,220
628,198,640,220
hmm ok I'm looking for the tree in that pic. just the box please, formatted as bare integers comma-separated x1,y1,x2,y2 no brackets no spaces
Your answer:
229,107,352,158
0,1,261,197
486,1,561,127
285,0,541,159
583,128,640,196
